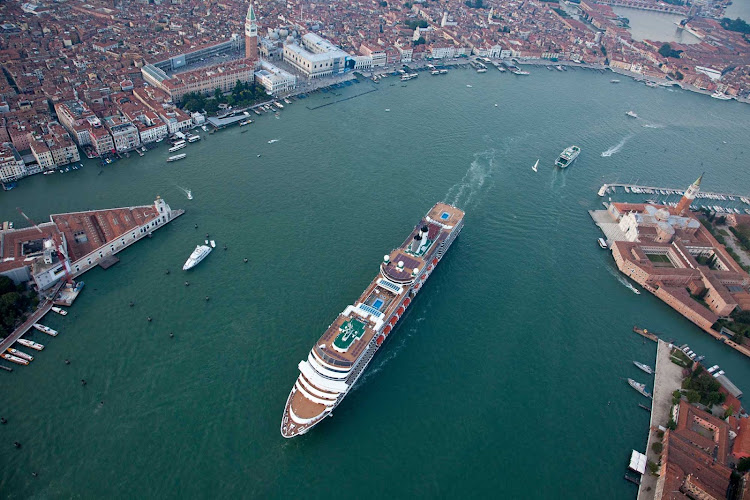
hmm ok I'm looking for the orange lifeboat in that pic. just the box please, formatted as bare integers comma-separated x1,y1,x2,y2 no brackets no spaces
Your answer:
376,335,385,346
383,325,392,335
432,258,438,265
403,298,411,306
390,316,398,325
397,307,404,315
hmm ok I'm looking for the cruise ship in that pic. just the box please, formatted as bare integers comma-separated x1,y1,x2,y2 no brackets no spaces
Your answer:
554,145,580,168
182,244,212,270
280,203,465,438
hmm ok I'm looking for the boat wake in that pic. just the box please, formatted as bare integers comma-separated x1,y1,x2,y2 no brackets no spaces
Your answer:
445,148,498,209
601,135,632,157
606,265,641,295
176,186,193,199
642,123,665,129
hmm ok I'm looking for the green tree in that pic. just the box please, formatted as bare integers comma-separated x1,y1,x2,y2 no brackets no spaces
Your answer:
651,442,663,454
658,43,682,59
720,17,750,34
414,36,426,46
0,276,14,295
738,457,750,473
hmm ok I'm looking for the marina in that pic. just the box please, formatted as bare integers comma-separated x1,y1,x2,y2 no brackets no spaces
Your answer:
597,182,750,203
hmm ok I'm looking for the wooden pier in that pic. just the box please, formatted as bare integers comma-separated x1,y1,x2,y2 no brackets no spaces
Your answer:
633,326,659,342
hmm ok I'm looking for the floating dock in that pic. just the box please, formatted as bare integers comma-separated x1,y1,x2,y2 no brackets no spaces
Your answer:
98,256,120,270
633,326,659,342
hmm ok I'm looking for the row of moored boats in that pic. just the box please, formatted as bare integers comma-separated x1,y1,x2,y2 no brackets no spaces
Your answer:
1,307,66,368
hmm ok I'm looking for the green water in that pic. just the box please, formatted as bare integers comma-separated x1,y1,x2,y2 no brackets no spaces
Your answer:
1,69,749,498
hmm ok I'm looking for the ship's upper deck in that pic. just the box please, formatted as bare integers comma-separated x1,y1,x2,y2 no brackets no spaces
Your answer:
310,203,464,370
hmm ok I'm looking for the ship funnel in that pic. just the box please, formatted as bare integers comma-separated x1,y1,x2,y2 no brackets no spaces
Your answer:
420,225,428,235
410,234,422,253
397,261,404,270
383,254,390,264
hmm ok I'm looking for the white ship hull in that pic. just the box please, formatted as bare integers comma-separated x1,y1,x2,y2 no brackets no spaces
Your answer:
281,217,464,437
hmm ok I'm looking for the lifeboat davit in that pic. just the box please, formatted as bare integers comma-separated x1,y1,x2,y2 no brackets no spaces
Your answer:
376,335,385,346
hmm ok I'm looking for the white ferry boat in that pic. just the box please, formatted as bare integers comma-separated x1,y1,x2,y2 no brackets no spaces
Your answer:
633,361,653,375
168,142,186,153
7,348,32,362
16,339,44,351
400,73,418,81
2,353,28,365
626,111,638,118
33,324,58,336
628,378,652,398
51,306,67,316
711,92,732,100
274,101,284,109
187,134,201,143
431,70,440,75
183,244,212,271
598,238,608,249
477,68,487,73
239,119,253,126
167,154,187,162
555,145,580,168
439,69,448,74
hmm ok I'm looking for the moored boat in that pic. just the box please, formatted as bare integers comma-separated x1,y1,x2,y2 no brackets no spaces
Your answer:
628,378,652,398
598,238,608,249
633,361,653,375
33,324,58,336
2,353,28,365
51,306,67,316
280,202,465,438
16,339,44,351
167,154,187,162
7,348,32,362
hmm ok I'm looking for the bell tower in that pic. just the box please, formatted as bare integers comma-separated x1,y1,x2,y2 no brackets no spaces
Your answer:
675,174,703,216
245,3,258,61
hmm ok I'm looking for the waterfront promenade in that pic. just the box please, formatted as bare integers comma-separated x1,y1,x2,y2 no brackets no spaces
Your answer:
637,340,683,500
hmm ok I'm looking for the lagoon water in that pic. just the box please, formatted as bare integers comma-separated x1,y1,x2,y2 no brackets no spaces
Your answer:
1,69,750,498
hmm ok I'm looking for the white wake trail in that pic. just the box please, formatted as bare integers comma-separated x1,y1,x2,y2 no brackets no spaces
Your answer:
601,135,633,157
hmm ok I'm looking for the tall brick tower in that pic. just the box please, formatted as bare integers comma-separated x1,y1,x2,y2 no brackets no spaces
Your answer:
245,3,258,61
675,173,703,216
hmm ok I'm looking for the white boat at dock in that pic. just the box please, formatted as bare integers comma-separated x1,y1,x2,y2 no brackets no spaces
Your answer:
167,154,187,162
598,238,608,249
628,378,652,398
51,306,67,316
7,348,33,362
633,361,653,375
187,134,201,143
168,142,186,153
33,324,58,336
239,119,253,126
210,240,216,248
2,353,28,365
711,92,732,100
16,339,44,351
274,101,284,109
284,98,292,104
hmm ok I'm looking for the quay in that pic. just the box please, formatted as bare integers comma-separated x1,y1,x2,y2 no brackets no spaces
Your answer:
598,182,750,203
633,326,658,342
636,340,684,500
